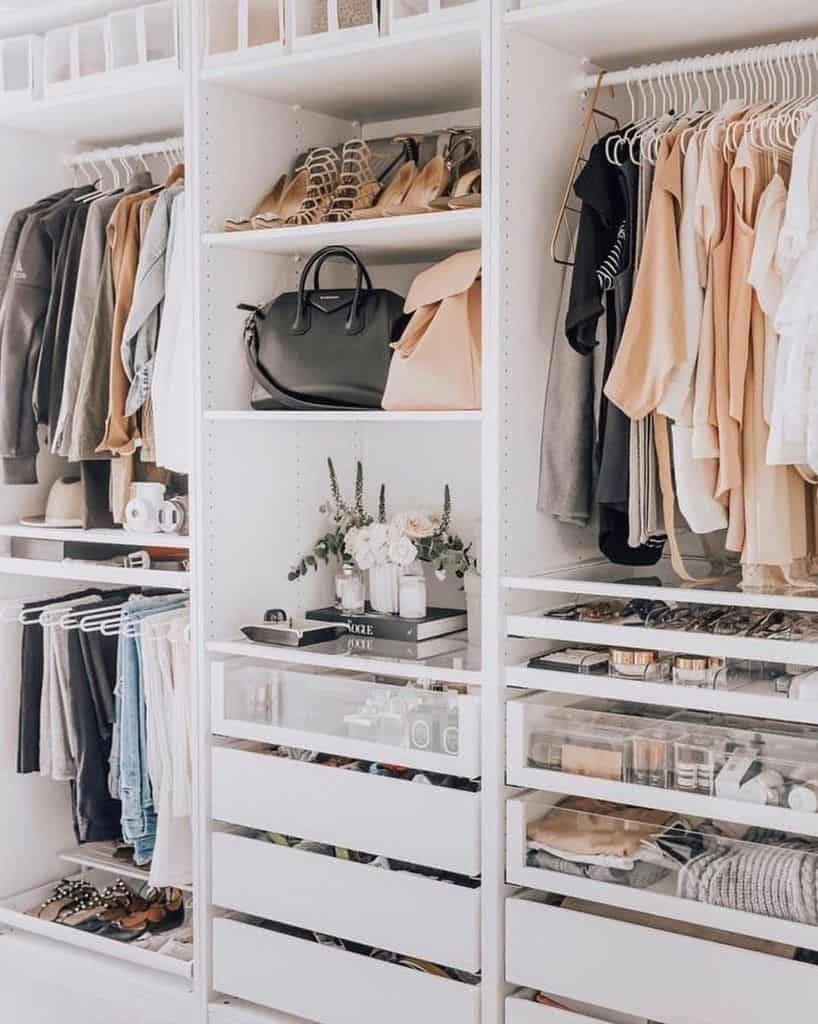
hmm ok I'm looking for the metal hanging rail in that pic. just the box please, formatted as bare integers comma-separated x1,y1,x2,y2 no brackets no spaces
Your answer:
64,135,184,169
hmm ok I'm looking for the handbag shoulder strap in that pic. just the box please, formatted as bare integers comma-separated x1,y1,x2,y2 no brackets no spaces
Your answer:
242,310,346,412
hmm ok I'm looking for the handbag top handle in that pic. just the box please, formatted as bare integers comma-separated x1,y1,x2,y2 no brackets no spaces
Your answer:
292,245,374,334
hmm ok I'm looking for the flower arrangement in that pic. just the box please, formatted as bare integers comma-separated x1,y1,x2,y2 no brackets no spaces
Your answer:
289,460,475,583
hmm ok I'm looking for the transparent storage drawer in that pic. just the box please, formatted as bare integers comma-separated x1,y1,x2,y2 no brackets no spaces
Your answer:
288,0,379,51
387,0,479,33
212,658,480,776
206,0,284,62
510,694,818,808
108,3,177,76
0,35,43,104
507,793,818,939
45,18,109,95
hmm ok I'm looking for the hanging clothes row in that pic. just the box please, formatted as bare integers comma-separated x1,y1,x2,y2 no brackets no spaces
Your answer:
16,588,192,890
0,141,191,527
541,41,818,590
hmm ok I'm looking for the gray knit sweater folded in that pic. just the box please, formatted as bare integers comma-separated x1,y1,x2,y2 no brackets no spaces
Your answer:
679,830,818,925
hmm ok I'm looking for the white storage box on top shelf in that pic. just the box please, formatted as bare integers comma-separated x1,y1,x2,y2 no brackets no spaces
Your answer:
506,894,818,1024
211,744,481,875
211,658,481,777
108,2,178,79
212,829,481,971
287,0,379,51
213,917,481,1024
0,35,43,107
44,19,108,96
386,0,479,34
205,0,285,63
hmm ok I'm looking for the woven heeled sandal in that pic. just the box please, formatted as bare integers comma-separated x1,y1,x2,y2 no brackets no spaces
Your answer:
325,139,382,222
285,147,340,226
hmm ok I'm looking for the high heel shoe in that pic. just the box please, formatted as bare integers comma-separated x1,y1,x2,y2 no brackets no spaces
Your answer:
325,140,381,222
383,154,449,216
446,169,482,209
224,174,288,232
285,147,340,226
350,137,419,220
429,132,480,210
252,168,309,229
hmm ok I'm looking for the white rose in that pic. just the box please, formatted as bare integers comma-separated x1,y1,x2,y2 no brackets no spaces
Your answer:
389,536,418,567
401,511,438,539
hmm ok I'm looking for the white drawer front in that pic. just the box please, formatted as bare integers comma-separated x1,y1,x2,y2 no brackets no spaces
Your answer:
212,832,480,971
211,746,481,875
212,917,481,1024
506,897,818,1024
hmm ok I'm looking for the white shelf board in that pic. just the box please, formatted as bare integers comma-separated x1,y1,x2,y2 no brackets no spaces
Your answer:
200,25,482,121
505,861,818,954
502,562,818,613
0,874,192,981
0,69,184,145
506,764,818,838
504,0,818,70
506,665,818,726
507,612,818,667
207,638,482,685
204,410,482,423
0,524,190,550
0,556,189,589
59,842,193,893
203,209,482,264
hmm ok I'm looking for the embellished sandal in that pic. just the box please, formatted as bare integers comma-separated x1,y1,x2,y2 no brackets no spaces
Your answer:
104,887,185,943
225,174,289,232
325,139,381,222
285,148,340,227
35,880,97,923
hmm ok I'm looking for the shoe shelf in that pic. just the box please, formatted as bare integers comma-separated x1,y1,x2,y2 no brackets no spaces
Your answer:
0,870,193,981
502,558,818,614
203,208,482,265
207,638,482,686
0,66,184,145
507,611,818,667
503,0,818,70
200,23,481,122
59,841,194,894
506,793,818,955
0,555,189,589
0,523,191,549
204,410,482,423
506,665,818,727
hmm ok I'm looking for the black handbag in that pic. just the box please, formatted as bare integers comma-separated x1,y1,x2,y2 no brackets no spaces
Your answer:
242,246,407,410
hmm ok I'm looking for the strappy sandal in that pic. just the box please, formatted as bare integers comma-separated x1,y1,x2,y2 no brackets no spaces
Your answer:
104,887,185,943
285,148,340,227
427,133,479,212
325,140,381,222
350,137,420,220
224,174,288,232
252,169,309,229
447,169,482,209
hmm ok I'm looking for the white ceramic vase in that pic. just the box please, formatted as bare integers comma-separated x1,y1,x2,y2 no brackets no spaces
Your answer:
369,563,400,614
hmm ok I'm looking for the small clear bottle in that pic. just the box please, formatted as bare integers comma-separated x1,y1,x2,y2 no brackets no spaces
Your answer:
337,563,365,613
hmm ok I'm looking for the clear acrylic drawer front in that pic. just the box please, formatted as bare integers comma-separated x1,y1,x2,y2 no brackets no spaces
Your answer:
288,0,379,50
109,11,140,69
0,36,42,100
206,0,283,60
44,27,73,89
247,0,284,48
77,20,108,78
207,0,240,55
511,694,818,805
211,659,480,776
388,0,479,32
143,2,177,63
507,792,818,938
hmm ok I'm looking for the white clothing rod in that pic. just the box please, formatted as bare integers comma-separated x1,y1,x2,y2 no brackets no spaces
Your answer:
64,136,185,168
579,34,818,90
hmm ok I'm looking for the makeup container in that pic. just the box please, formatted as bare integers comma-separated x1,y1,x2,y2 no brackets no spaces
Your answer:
673,655,710,688
674,734,722,795
528,648,610,674
609,648,670,682
628,728,675,788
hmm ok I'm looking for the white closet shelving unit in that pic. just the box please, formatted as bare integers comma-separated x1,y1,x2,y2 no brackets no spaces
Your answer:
0,2,817,1024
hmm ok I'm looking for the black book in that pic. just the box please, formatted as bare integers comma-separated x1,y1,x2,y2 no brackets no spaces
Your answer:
306,604,468,642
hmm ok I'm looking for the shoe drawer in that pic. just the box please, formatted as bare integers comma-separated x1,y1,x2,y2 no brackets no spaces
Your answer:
212,831,480,972
211,746,481,875
213,917,481,1024
506,990,645,1024
506,896,818,1024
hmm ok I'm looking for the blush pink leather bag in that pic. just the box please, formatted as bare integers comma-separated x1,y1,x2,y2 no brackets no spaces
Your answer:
382,249,482,411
